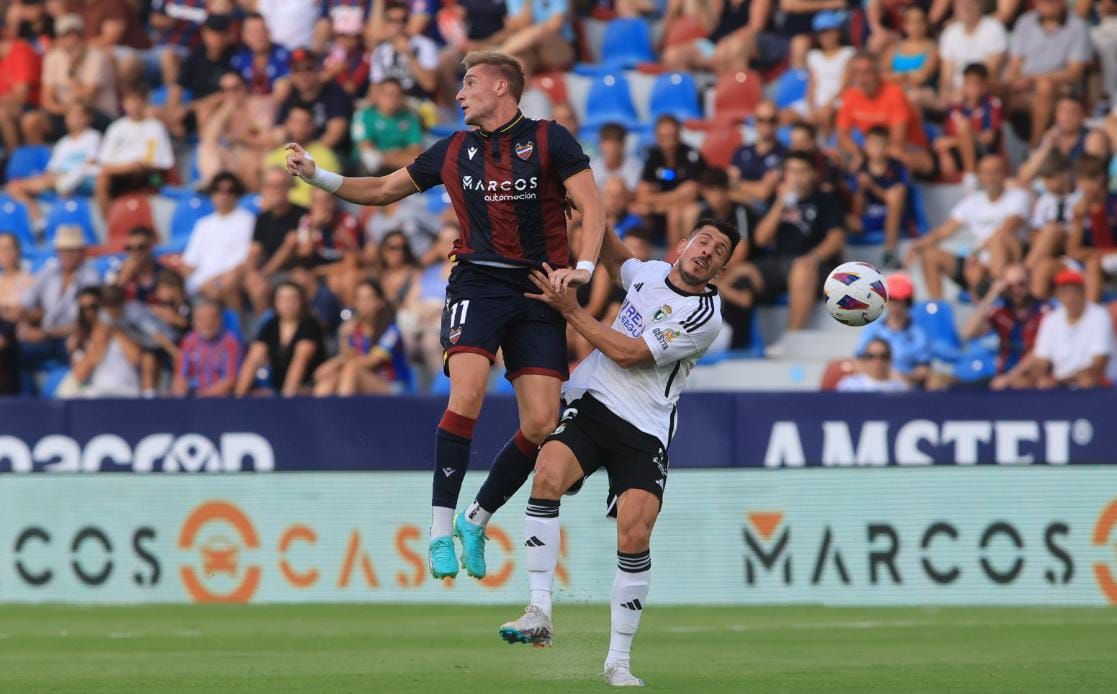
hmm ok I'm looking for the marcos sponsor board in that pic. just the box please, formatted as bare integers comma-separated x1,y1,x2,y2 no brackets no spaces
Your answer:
2,468,1117,605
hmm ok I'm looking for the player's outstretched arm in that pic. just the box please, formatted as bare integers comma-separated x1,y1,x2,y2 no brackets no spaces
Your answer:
285,143,418,207
527,266,654,369
598,225,635,289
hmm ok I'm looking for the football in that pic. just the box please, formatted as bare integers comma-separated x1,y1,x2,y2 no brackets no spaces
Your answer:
824,261,888,326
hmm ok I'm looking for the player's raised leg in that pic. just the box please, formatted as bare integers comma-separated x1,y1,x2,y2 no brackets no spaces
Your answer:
430,351,490,579
457,373,560,578
499,439,584,646
604,489,659,687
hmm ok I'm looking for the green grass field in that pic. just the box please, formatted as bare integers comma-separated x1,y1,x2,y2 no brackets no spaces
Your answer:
1,604,1115,693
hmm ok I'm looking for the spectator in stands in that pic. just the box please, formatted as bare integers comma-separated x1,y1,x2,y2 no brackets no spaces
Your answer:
551,102,580,138
0,233,33,323
0,305,18,395
881,6,938,110
661,0,786,74
779,0,850,69
244,168,308,313
315,278,411,395
288,257,343,334
934,63,1002,187
1005,0,1092,147
849,125,910,269
728,100,785,225
276,49,353,151
374,229,421,307
7,105,101,231
635,114,706,246
13,0,53,54
500,0,575,75
321,9,371,97
252,0,320,52
752,151,845,331
837,337,910,392
433,0,510,104
865,0,950,55
0,20,42,150
18,225,99,373
1066,155,1117,302
230,12,292,98
166,14,237,137
590,123,642,193
38,14,115,139
351,77,423,175
182,172,256,301
368,1,440,100
802,11,853,137
95,86,175,219
236,280,325,397
686,168,750,247
401,222,455,382
198,70,277,190
1032,268,1115,389
65,0,150,57
362,193,437,260
1094,0,1117,101
836,52,933,178
855,273,931,389
907,155,1031,299
112,226,167,303
788,120,842,193
147,0,210,90
317,0,376,53
937,0,1008,106
1017,95,1089,185
57,286,142,399
961,264,1048,390
267,104,343,207
171,296,241,397
601,177,645,239
1023,150,1075,297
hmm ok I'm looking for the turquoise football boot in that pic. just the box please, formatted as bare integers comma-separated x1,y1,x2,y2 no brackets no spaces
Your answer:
454,512,488,579
429,535,459,579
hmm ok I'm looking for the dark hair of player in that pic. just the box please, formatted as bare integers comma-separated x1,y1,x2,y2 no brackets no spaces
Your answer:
689,218,741,257
462,51,526,102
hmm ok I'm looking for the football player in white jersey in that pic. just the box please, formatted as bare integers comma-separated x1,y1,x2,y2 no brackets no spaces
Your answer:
498,219,740,687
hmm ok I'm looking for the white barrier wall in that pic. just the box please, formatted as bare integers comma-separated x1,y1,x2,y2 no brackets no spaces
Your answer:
2,469,1116,605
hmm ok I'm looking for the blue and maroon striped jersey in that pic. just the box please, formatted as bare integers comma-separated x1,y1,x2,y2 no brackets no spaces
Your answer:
405,112,590,268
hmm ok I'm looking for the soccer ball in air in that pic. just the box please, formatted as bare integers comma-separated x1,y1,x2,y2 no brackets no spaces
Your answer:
824,261,888,326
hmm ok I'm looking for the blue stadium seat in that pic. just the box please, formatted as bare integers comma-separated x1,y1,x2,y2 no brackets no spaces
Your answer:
430,371,452,395
423,190,449,216
159,185,198,201
5,145,52,181
222,307,244,343
40,365,72,398
0,195,36,249
848,229,886,246
952,341,998,383
170,195,214,243
150,86,191,107
581,73,639,135
912,300,962,362
574,18,655,75
430,108,466,138
238,193,262,215
43,197,98,247
773,69,808,110
648,72,701,122
91,253,125,281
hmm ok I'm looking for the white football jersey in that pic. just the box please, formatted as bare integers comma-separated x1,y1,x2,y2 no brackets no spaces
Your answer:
564,259,722,447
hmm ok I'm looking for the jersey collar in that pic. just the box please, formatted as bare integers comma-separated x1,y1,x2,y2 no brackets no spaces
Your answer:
665,274,718,298
477,111,525,138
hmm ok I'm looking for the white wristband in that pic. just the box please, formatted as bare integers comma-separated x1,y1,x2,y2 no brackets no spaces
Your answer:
576,260,596,275
298,152,343,193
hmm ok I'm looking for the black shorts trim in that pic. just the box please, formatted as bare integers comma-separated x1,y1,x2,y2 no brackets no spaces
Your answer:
546,393,669,506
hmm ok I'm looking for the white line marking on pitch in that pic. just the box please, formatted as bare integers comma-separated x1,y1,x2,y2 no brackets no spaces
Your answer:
664,618,1117,634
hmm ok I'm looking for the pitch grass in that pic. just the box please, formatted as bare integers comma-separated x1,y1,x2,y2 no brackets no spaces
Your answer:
1,604,1115,693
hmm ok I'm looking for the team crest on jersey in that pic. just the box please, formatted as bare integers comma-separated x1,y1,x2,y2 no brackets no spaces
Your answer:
652,305,673,322
515,141,534,160
653,327,680,349
449,326,462,344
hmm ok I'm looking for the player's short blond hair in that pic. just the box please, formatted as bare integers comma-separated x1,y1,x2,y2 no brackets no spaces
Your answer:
462,51,526,102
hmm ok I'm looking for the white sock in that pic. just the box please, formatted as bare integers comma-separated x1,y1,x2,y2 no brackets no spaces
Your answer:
464,500,492,528
525,497,561,618
607,550,651,667
430,506,454,538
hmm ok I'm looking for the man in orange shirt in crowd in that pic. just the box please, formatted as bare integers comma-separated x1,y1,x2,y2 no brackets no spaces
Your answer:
836,52,934,178
0,25,42,151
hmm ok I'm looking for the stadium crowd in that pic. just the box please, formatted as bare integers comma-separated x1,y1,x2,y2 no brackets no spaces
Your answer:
0,0,1116,398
